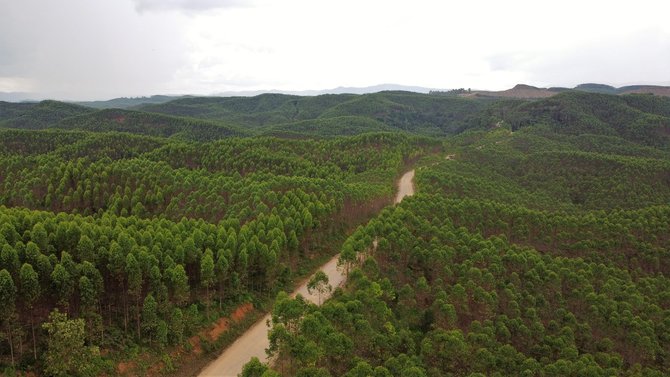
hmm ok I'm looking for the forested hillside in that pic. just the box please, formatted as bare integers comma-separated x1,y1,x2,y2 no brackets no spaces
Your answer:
1,90,670,376
135,92,490,136
0,124,434,375
0,92,490,139
470,92,670,148
0,101,94,130
255,93,670,377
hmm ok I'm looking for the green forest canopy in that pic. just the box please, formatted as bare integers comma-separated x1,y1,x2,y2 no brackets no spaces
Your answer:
0,90,669,376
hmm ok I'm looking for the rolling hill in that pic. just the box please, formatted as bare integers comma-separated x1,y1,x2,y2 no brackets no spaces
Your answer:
469,91,670,148
137,91,492,136
459,84,558,99
456,83,670,99
2,90,670,141
0,100,249,141
0,100,94,129
54,108,249,141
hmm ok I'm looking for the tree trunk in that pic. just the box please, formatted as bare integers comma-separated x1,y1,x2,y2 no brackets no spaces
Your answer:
219,281,223,310
136,297,141,341
123,283,129,335
205,285,210,319
18,327,23,358
6,322,14,367
100,303,105,344
31,311,37,361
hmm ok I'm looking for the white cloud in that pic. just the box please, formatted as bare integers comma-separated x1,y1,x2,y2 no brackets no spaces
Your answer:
524,28,670,88
1,0,669,99
132,0,251,13
0,77,36,93
0,0,190,100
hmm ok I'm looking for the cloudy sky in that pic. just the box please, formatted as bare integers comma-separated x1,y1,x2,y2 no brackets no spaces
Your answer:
1,0,669,100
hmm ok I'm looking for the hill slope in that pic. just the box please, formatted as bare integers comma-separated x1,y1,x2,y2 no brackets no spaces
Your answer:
258,95,670,376
0,100,94,129
0,100,249,141
470,91,670,148
138,91,491,136
54,108,249,141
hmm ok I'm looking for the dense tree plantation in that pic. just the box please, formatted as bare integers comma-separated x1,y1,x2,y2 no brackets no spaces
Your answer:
251,93,670,376
261,194,670,376
1,89,669,376
0,120,434,374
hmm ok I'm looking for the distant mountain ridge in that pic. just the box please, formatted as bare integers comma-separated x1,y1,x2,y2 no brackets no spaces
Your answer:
461,83,670,99
3,87,670,140
2,82,669,107
211,84,437,97
76,95,189,109
453,84,558,99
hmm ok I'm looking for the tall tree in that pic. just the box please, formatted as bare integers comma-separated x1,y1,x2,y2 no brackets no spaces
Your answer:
307,270,332,305
200,249,215,317
215,249,230,309
0,269,17,367
141,293,158,344
51,263,73,311
125,253,143,339
169,264,190,306
20,263,40,361
169,308,184,345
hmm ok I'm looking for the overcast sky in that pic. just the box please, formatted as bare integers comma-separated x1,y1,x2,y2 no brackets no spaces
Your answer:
1,0,669,100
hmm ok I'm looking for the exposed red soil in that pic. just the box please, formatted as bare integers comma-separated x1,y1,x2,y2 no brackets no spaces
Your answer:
231,302,253,322
189,334,203,356
113,302,254,376
117,360,136,375
207,302,253,341
208,318,230,342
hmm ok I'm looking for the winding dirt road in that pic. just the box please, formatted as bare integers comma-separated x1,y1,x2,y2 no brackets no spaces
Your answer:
198,169,416,376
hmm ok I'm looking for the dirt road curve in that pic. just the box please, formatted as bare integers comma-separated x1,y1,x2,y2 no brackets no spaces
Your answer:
395,169,415,204
198,169,416,377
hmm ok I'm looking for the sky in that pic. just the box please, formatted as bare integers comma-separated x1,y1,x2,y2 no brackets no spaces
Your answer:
1,0,669,100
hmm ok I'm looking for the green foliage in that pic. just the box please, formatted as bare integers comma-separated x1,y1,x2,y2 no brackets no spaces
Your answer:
169,308,184,345
55,108,248,141
20,263,40,307
263,116,397,138
307,271,331,305
427,126,670,210
200,250,215,290
135,91,491,136
0,124,425,371
0,268,16,320
469,91,670,148
269,191,670,375
260,95,670,376
3,89,669,376
241,357,272,377
50,263,73,309
42,309,101,376
0,100,93,130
